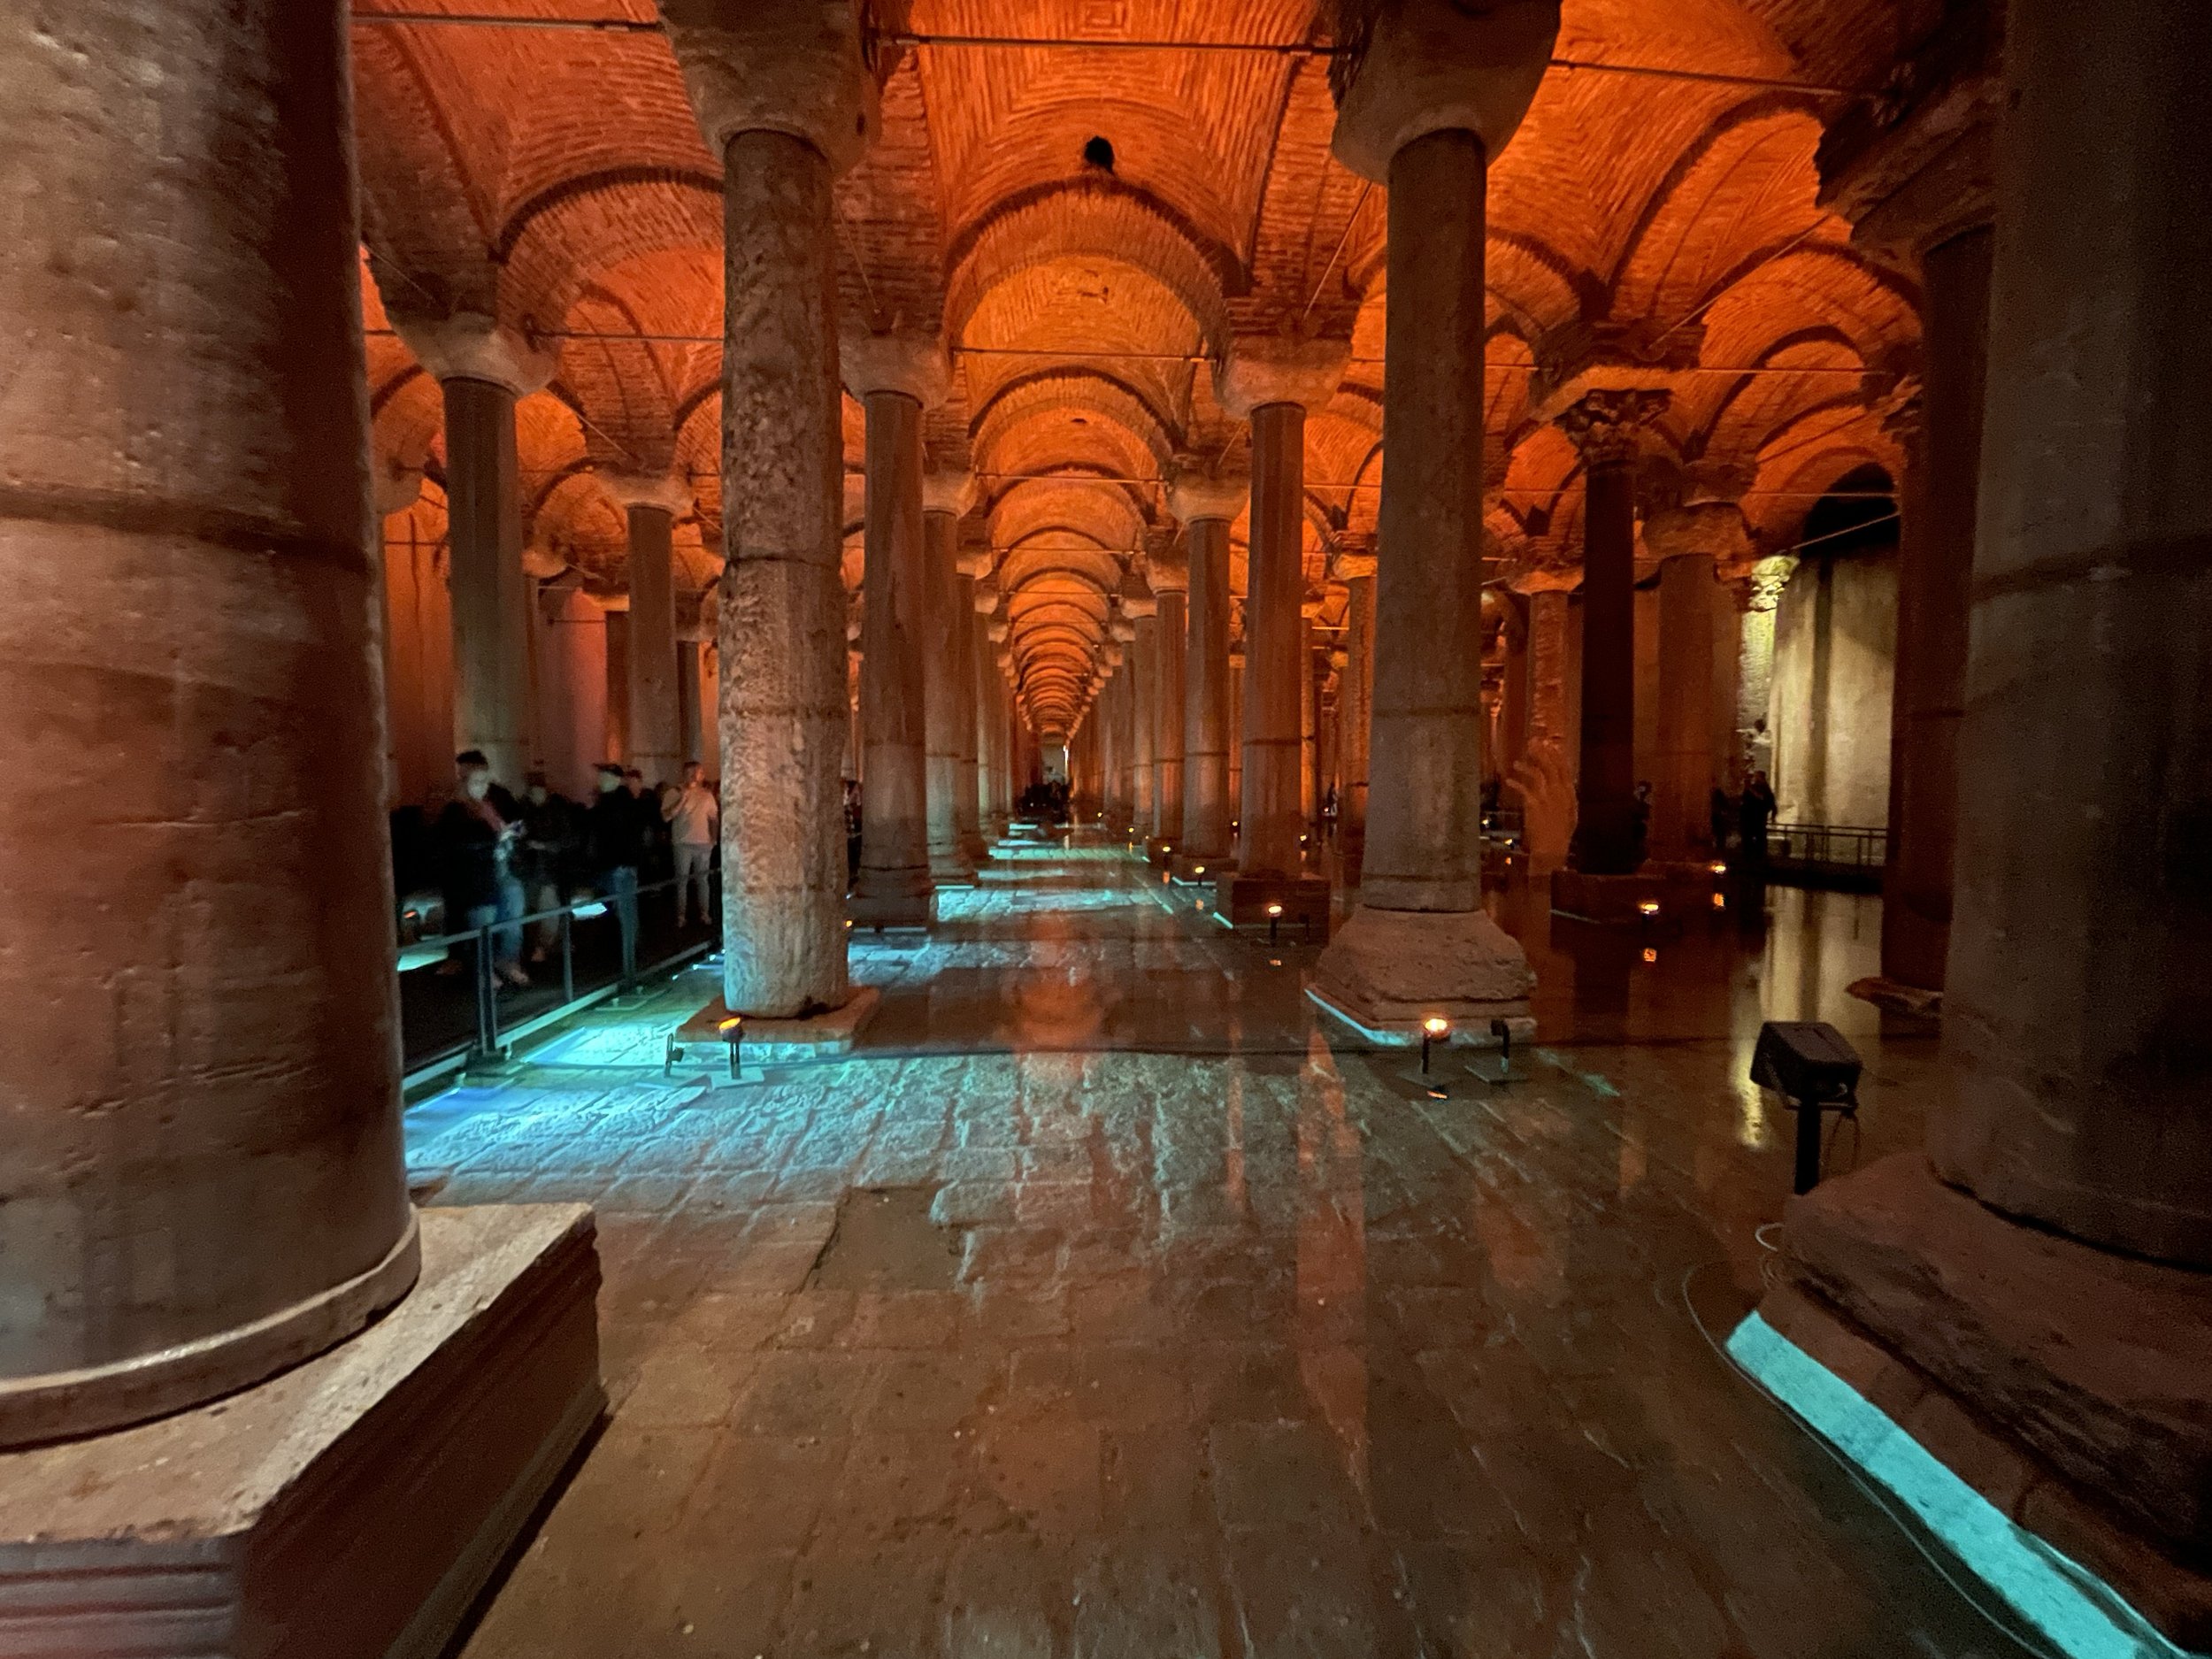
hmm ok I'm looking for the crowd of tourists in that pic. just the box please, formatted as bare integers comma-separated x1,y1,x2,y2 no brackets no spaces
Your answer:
391,752,720,988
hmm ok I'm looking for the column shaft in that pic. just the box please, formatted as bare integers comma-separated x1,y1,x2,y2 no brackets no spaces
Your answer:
1571,457,1640,873
1497,593,1528,781
1299,620,1318,826
1652,553,1717,862
1154,589,1187,841
1360,129,1489,910
954,573,984,858
444,377,534,787
677,639,703,764
1931,0,2212,1264
853,390,934,919
716,129,849,1015
1131,618,1156,830
1882,227,1992,992
1181,518,1233,860
922,508,970,880
626,501,680,786
1242,403,1308,879
1339,572,1375,856
0,0,416,1444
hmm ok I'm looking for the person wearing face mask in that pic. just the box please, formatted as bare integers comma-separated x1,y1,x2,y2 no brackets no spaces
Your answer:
437,749,528,986
586,761,643,973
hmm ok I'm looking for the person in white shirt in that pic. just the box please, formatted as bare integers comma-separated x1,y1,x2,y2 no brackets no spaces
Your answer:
662,760,719,927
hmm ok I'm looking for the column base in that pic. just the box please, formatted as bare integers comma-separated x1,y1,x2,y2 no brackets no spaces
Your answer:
928,851,978,888
1214,872,1332,931
1549,865,1713,924
959,832,992,866
1755,1154,2212,1650
1308,904,1535,1041
849,869,936,929
0,1204,604,1659
671,987,880,1065
1170,851,1231,885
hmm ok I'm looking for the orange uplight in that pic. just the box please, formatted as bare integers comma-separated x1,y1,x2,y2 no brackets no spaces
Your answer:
1710,861,1728,876
1265,902,1284,917
1712,891,1726,909
718,1017,742,1033
1422,1016,1449,1037
1194,864,1206,876
1641,947,1658,964
1638,899,1661,916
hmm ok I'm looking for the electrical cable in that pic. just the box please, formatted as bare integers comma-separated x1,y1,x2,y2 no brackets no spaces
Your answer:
1679,1258,2068,1659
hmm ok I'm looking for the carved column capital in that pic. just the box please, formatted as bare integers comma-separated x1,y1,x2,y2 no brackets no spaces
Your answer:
1555,388,1671,468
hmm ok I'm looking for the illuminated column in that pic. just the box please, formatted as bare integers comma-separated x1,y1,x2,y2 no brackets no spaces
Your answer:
1494,588,1528,782
1557,389,1669,876
1334,542,1378,865
845,332,948,926
0,0,419,1442
1312,0,1550,1025
1298,608,1318,826
661,0,875,1013
1169,466,1245,873
599,471,692,787
1217,340,1347,885
952,525,988,861
1125,577,1157,834
1149,540,1188,850
1641,500,1747,863
396,316,555,789
922,467,976,883
1772,9,2212,1629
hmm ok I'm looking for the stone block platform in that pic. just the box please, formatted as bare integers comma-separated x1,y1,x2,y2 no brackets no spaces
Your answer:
1168,850,1229,884
0,1204,603,1659
1769,1154,2212,1648
669,987,881,1067
1550,864,1716,925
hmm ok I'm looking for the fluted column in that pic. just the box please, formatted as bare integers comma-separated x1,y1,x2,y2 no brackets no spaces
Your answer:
1312,0,1550,1025
1217,340,1347,884
1559,389,1669,876
1169,467,1246,872
395,316,555,789
599,471,692,787
660,0,875,1014
1,0,418,1443
845,333,948,926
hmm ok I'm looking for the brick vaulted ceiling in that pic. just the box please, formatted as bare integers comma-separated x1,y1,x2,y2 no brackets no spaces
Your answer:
354,0,1938,738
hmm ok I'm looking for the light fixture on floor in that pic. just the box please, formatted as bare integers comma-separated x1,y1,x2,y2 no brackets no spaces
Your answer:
1710,860,1728,876
1712,891,1727,910
1420,1016,1449,1097
1642,946,1658,964
1639,899,1661,918
1265,901,1283,945
718,1014,743,1078
1750,1020,1862,1194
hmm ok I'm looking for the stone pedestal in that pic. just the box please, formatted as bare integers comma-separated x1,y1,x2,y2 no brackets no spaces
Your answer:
671,987,880,1064
1548,865,1708,925
1307,907,1532,1041
0,1206,605,1659
1772,1157,2212,1647
1214,872,1333,933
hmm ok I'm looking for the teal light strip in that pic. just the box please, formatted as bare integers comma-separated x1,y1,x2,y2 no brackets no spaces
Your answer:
1725,1312,2201,1659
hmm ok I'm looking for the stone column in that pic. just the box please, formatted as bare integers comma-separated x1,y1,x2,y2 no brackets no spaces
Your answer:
1774,7,2212,1628
1217,339,1346,891
953,529,989,862
1335,545,1379,866
1312,0,1552,1026
1169,467,1246,875
845,333,949,926
677,639,703,764
1558,389,1669,877
1496,589,1529,782
396,316,555,790
1148,542,1188,855
1732,559,1793,783
0,0,419,1443
1641,499,1747,864
1298,611,1319,826
1882,231,1993,993
661,0,876,1015
922,468,976,884
1227,638,1246,835
1125,580,1158,835
600,471,692,787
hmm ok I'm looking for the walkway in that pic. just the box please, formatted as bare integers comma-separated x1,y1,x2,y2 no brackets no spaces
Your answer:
418,839,2028,1658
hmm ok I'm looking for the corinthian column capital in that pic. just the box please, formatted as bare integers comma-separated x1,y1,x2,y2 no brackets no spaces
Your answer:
1327,0,1561,181
657,0,877,173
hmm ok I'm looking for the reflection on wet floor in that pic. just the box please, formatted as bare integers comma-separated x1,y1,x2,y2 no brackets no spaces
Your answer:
424,836,2022,1659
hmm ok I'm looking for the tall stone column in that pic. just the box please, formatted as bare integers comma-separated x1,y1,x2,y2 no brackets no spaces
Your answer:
396,316,555,789
1299,611,1319,826
922,468,977,884
1731,558,1793,783
1771,4,2212,1635
1217,338,1346,909
953,529,989,862
845,333,948,926
1,0,422,1443
677,638,703,764
1311,0,1550,1027
1148,541,1188,856
1227,638,1246,835
1169,467,1245,877
1882,233,1991,993
1641,498,1747,864
1335,544,1379,868
600,471,692,787
1495,589,1529,782
1125,583,1158,835
1558,388,1669,878
661,0,876,1015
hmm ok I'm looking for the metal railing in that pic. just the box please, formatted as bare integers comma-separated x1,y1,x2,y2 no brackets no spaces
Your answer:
397,873,715,1086
1763,822,1887,888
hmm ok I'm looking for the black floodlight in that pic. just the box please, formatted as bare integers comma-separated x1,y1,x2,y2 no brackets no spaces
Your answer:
1750,1020,1862,1194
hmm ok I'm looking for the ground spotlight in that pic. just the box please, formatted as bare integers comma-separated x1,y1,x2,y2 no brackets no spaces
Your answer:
1641,946,1658,964
1265,901,1283,945
1638,899,1661,918
1420,1016,1450,1096
718,1014,743,1078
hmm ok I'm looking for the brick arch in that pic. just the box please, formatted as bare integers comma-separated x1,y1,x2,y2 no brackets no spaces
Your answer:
352,28,497,312
499,172,723,334
971,370,1180,474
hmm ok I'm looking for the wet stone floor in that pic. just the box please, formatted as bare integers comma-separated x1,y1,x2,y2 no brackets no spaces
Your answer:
417,839,2032,1658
